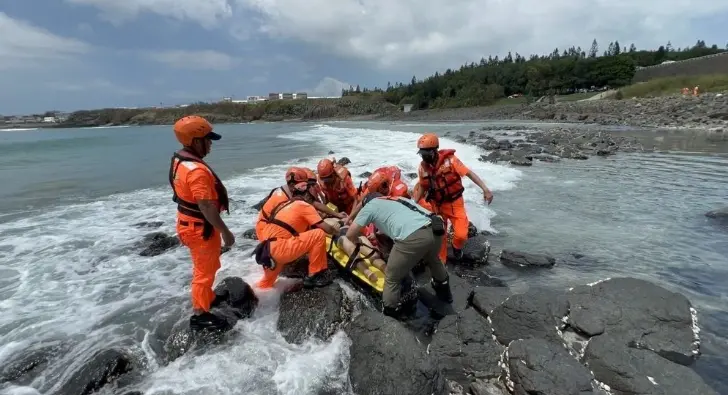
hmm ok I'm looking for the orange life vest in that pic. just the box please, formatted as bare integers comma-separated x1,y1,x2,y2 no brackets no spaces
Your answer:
418,149,465,205
168,150,229,240
322,165,356,209
258,198,300,239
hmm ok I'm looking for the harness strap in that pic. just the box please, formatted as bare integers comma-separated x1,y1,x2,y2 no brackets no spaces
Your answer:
260,199,299,237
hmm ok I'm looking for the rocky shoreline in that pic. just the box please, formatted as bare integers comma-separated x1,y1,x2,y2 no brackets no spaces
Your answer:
2,128,725,395
375,93,728,132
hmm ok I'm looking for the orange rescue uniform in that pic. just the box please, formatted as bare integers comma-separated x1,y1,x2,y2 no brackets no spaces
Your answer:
319,164,358,214
359,166,411,199
169,151,229,312
255,198,329,288
417,149,470,263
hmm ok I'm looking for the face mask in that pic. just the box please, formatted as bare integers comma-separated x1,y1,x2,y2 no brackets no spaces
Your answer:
420,150,436,164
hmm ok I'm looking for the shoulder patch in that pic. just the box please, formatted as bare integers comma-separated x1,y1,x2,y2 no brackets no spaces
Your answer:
181,161,198,171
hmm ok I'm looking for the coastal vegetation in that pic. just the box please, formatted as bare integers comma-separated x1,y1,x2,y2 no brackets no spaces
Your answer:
617,74,728,98
343,39,726,109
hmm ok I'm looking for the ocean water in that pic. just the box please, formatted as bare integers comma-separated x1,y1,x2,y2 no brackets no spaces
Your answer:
0,121,726,394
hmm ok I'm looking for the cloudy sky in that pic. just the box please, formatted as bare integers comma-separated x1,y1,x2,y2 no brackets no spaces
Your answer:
1,0,726,114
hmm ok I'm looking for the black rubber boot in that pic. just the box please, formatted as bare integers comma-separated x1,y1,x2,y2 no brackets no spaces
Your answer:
431,276,453,304
452,248,464,260
382,305,402,318
189,311,232,332
303,269,333,289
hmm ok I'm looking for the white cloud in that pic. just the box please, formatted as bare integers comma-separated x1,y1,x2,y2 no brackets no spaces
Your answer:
232,0,728,72
65,0,233,28
0,12,90,70
306,77,351,97
48,79,144,96
142,50,239,71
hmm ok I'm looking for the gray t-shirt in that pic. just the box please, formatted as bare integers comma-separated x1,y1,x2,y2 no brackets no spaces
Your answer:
353,197,431,241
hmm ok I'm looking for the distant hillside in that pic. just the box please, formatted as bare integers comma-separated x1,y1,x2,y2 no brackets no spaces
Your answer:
344,39,726,110
632,52,728,82
58,97,399,128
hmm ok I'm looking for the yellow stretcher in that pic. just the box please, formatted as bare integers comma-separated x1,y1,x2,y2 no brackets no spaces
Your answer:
323,203,386,294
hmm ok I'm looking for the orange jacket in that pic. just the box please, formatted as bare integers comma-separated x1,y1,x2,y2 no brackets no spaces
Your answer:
319,164,357,209
169,150,229,239
418,149,466,205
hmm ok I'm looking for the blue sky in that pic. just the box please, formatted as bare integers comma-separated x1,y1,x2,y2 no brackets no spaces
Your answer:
1,0,726,115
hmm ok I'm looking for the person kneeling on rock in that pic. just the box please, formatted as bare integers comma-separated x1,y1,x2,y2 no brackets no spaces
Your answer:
341,192,453,318
254,172,338,290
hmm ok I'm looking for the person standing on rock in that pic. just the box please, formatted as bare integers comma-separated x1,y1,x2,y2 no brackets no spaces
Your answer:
412,133,493,263
169,115,235,331
342,192,453,318
254,170,338,290
317,158,359,214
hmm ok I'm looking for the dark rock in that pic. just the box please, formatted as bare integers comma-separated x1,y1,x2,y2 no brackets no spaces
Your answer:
498,139,513,149
56,349,135,395
328,150,335,154
359,171,372,178
139,232,180,257
705,206,728,221
0,342,66,385
337,157,351,166
133,221,163,229
479,151,501,163
405,172,418,179
429,308,504,389
345,310,445,395
477,137,500,151
584,333,718,395
489,289,569,345
471,286,513,316
251,195,269,211
454,135,468,143
567,277,699,366
241,228,257,240
277,283,352,344
448,234,490,266
499,249,556,268
470,379,509,395
506,338,594,395
164,277,258,361
530,153,561,162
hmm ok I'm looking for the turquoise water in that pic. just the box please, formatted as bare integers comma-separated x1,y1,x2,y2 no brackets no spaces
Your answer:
0,122,726,394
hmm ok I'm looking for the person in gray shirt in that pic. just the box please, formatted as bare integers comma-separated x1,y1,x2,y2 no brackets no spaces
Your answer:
340,192,452,317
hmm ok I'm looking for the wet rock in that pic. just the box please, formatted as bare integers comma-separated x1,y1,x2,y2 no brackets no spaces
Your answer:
479,151,500,163
705,206,728,221
477,137,500,151
454,135,468,143
328,150,335,154
405,172,418,179
0,342,66,385
584,333,718,395
138,232,180,257
448,234,491,266
132,221,163,229
489,289,569,345
277,283,352,344
566,277,699,366
359,171,372,178
470,379,509,395
164,276,258,361
471,286,513,316
499,249,556,268
241,228,257,240
429,309,504,389
506,338,594,395
56,349,135,395
345,310,445,395
498,139,513,150
530,153,561,162
251,196,268,211
336,157,351,166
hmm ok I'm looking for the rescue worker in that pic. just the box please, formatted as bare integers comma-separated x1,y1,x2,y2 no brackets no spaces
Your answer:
342,192,452,318
255,167,344,236
347,171,410,227
254,169,338,289
317,158,358,214
413,133,493,263
169,115,236,331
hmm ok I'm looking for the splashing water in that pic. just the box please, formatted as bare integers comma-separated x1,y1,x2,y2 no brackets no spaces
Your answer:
0,124,521,395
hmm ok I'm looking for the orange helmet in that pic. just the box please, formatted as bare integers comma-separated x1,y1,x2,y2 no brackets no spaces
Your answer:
317,158,336,179
303,168,317,185
417,133,439,152
367,172,389,194
285,167,308,185
173,115,220,146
